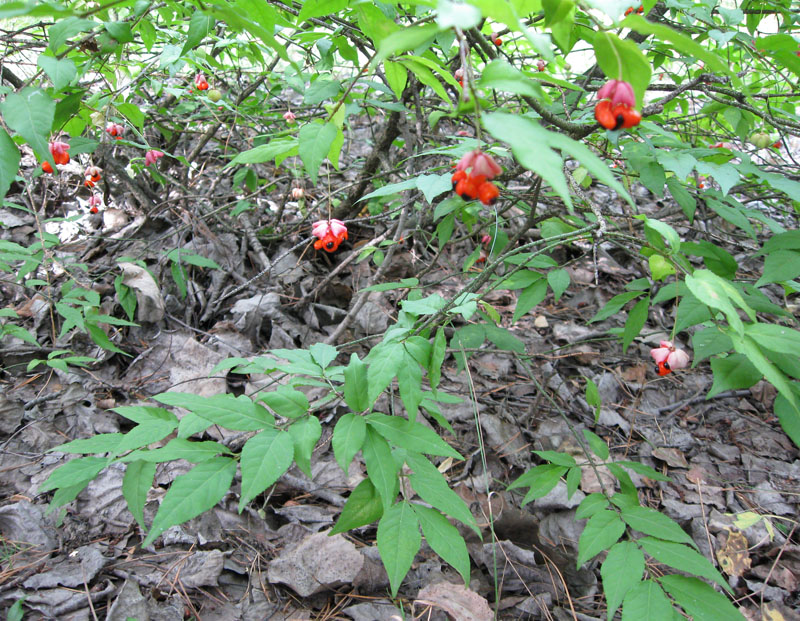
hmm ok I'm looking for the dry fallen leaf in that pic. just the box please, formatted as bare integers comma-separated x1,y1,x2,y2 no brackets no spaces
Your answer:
716,529,751,577
119,262,165,323
415,582,493,621
652,447,688,469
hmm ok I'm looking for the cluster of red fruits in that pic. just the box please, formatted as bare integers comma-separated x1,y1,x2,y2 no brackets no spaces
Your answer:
84,166,102,188
41,141,70,173
451,150,502,206
624,5,644,15
106,122,124,139
194,73,209,91
594,79,642,131
312,219,348,253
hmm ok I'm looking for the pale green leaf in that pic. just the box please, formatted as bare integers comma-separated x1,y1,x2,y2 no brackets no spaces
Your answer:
414,504,471,585
144,457,236,546
299,122,338,185
602,541,645,621
122,460,156,529
577,510,626,566
333,413,367,473
377,501,421,597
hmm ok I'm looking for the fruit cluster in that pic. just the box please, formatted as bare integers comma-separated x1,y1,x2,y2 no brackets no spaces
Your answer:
594,79,642,131
41,141,70,173
451,150,502,206
312,219,348,253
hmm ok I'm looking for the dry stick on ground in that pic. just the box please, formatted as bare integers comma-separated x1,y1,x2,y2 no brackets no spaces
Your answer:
332,110,403,221
323,200,412,344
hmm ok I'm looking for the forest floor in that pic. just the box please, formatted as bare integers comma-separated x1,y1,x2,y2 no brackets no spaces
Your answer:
1,115,799,620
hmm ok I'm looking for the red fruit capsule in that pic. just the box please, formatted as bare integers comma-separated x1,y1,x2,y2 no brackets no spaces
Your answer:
656,360,672,376
477,181,500,206
42,161,53,174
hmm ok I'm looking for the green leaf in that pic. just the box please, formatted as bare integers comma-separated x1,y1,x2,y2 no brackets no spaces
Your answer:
685,270,751,335
660,575,743,620
756,250,800,287
583,428,609,460
298,122,338,185
239,429,294,510
367,413,462,459
396,352,423,422
48,17,96,52
508,464,568,497
333,413,367,473
0,87,55,161
532,450,577,467
6,597,25,621
361,278,419,293
330,478,384,535
513,278,548,322
478,58,544,99
376,23,439,63
343,354,370,412
362,427,399,510
181,11,214,54
366,341,403,404
50,433,124,454
404,451,478,534
259,386,309,419
482,113,569,208
377,501,421,597
576,493,609,519
577,510,626,567
0,128,20,201
120,439,229,463
731,333,798,413
589,291,642,323
774,391,800,450
360,178,418,202
615,461,671,482
415,174,451,203
602,541,645,621
228,139,298,166
666,176,696,222
413,504,470,585
398,56,452,105
297,0,349,23
547,268,570,302
308,342,337,370
177,412,212,439
708,353,762,398
143,457,236,546
621,506,695,546
116,102,144,131
639,538,732,593
39,456,110,493
154,392,274,431
304,79,341,105
692,328,733,365
104,21,134,43
383,60,407,99
744,323,800,355
429,328,446,390
623,14,730,77
622,580,673,621
289,415,322,478
114,420,178,455
122,460,156,529
37,55,76,91
593,32,651,108
622,296,649,353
